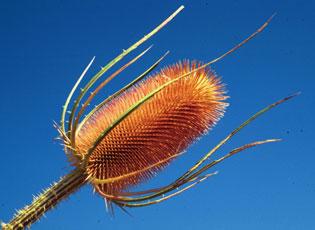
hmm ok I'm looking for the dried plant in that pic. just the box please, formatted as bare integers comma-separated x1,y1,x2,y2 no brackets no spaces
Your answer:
1,5,297,230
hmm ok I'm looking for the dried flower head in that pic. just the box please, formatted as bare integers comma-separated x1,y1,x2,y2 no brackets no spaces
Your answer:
76,61,227,195
2,6,297,230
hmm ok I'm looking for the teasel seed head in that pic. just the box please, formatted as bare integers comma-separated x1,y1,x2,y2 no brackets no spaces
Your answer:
55,11,275,204
75,60,228,196
5,7,290,229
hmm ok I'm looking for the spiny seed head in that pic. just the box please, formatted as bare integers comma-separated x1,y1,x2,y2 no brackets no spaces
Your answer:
75,60,228,196
6,8,282,230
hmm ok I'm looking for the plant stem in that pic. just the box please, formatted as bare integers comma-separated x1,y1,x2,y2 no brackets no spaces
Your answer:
2,168,87,230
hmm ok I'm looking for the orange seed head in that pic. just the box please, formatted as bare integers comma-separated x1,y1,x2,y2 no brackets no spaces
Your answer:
75,60,228,196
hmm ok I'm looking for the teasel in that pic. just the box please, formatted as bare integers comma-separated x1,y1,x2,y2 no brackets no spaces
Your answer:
1,5,298,230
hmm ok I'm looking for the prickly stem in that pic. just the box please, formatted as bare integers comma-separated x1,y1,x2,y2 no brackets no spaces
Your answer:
2,169,87,229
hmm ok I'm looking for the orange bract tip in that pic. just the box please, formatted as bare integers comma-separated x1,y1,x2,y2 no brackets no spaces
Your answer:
75,60,228,196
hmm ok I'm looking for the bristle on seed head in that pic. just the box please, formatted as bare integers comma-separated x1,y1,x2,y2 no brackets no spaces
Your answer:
75,60,228,196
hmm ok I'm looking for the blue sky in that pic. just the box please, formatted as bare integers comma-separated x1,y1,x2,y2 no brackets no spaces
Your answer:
0,1,314,229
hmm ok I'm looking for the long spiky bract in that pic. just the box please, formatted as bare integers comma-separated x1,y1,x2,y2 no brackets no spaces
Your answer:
76,50,170,136
71,45,153,149
66,6,185,147
2,5,298,230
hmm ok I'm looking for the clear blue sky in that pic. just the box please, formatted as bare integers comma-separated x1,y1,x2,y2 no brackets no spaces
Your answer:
0,1,314,229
